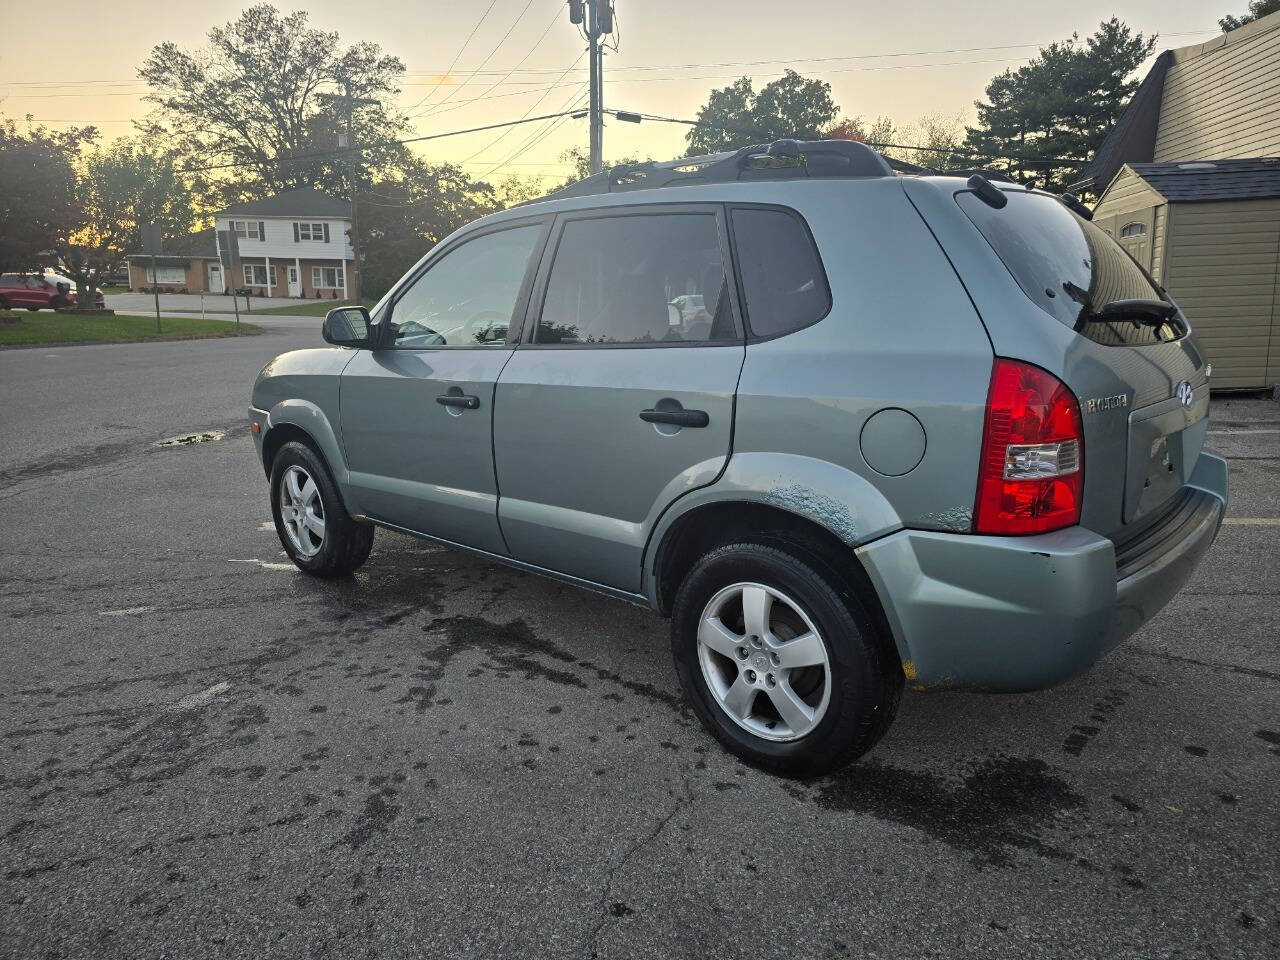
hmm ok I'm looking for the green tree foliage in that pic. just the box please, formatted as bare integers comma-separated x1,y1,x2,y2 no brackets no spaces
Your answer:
356,160,501,300
685,70,840,155
138,3,410,208
1220,0,1280,32
0,119,86,275
55,139,194,307
964,18,1157,191
556,146,647,186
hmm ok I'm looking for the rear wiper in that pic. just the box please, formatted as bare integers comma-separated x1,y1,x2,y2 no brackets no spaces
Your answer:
1092,299,1178,328
1061,281,1176,330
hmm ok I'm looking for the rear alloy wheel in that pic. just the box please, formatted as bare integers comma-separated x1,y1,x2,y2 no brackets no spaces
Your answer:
269,440,373,577
672,541,902,777
697,582,832,741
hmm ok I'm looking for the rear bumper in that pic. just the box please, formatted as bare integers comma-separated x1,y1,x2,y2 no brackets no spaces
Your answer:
857,451,1227,692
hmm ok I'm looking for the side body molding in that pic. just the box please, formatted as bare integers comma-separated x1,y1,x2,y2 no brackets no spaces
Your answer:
641,452,902,607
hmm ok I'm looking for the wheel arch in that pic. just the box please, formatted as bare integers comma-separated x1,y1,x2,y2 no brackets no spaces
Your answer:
259,399,348,487
647,500,901,664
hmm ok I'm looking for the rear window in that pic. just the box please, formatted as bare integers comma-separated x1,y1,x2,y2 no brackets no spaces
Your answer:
956,190,1182,346
730,207,830,339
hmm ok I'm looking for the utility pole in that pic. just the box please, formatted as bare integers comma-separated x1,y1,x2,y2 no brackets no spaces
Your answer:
323,84,379,303
569,1,613,175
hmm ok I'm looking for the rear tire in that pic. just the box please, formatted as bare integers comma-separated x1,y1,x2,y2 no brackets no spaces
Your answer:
269,441,373,577
671,541,902,778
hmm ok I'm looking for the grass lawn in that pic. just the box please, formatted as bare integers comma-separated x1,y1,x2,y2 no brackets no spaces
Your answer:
0,312,261,348
244,299,376,317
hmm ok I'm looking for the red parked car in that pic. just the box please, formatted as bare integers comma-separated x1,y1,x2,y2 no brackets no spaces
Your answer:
0,274,104,311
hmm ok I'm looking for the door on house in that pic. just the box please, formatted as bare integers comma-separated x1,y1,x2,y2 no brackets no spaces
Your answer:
208,263,224,294
287,266,301,297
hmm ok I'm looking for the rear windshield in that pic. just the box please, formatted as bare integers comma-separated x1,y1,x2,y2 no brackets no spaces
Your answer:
956,190,1182,345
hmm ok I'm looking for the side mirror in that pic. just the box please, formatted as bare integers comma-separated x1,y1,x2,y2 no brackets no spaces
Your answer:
322,306,372,348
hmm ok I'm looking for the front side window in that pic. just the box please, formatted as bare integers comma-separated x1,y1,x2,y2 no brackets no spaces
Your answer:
389,224,540,348
535,213,736,345
730,207,830,339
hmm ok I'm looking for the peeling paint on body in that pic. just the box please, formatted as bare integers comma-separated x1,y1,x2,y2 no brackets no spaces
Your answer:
921,505,973,532
765,483,860,544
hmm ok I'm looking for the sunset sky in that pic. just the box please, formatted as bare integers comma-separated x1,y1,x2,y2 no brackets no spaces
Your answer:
0,0,1226,183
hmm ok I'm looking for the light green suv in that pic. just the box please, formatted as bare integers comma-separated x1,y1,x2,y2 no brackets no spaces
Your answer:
250,140,1227,776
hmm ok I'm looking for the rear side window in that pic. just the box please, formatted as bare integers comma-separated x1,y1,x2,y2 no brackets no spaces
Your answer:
956,190,1180,345
730,207,831,338
535,213,737,345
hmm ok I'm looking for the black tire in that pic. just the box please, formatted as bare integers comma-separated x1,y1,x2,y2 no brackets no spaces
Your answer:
269,440,374,577
26,306,40,312
671,541,903,778
0,296,8,310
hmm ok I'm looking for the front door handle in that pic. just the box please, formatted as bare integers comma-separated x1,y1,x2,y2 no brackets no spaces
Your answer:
437,394,480,410
639,408,709,428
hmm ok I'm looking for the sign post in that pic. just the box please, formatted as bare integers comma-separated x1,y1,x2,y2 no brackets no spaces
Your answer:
141,224,163,334
217,229,242,332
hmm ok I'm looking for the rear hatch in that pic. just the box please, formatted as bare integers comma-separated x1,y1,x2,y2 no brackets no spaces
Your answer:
949,186,1210,539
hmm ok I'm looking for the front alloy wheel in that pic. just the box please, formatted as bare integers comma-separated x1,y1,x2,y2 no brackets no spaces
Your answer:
697,582,831,741
278,464,325,557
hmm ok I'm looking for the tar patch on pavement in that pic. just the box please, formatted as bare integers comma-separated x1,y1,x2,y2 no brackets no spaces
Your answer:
796,755,1084,867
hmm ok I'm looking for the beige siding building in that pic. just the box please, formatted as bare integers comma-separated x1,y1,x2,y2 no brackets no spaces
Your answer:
1071,11,1280,389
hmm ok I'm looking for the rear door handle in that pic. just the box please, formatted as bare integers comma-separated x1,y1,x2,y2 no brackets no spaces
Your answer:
639,408,709,428
437,394,480,410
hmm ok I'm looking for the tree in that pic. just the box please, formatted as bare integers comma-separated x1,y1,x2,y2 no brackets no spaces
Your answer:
357,160,501,300
0,119,85,276
138,4,410,209
685,70,840,155
557,146,647,186
965,18,1157,191
55,140,194,307
1220,0,1280,31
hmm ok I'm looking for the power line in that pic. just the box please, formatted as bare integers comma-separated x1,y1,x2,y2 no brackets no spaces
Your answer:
402,0,503,115
479,86,588,178
0,27,1221,89
613,109,1089,167
173,110,583,174
410,0,541,120
460,49,588,164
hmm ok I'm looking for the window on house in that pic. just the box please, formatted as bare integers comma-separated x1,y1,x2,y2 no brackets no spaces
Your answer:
297,222,327,241
145,265,186,284
243,264,277,287
231,220,262,240
1120,222,1146,238
312,265,345,289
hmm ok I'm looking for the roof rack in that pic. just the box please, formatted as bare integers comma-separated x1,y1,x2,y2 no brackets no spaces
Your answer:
546,138,894,200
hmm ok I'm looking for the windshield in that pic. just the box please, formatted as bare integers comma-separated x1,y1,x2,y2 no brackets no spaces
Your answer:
956,189,1182,345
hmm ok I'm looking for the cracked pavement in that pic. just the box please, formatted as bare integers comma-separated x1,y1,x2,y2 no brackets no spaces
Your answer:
1,333,1278,959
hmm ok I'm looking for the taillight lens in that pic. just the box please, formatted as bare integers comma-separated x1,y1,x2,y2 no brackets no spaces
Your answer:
975,358,1084,535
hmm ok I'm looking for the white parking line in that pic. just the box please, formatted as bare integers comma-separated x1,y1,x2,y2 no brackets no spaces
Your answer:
1222,517,1280,525
228,558,298,571
1206,428,1280,436
98,605,156,616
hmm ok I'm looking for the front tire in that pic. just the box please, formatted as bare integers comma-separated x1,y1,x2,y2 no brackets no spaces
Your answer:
671,542,902,778
269,441,373,577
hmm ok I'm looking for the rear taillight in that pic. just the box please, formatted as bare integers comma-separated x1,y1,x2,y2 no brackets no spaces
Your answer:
975,358,1084,535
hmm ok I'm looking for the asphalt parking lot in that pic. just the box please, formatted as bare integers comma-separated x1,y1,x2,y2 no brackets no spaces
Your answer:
1,330,1278,959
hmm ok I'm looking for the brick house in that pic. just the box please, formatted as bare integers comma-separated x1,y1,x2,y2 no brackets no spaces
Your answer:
125,228,221,292
213,188,354,299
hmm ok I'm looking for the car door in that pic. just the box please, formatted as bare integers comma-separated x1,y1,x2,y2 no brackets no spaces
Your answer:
339,217,548,555
493,205,746,592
